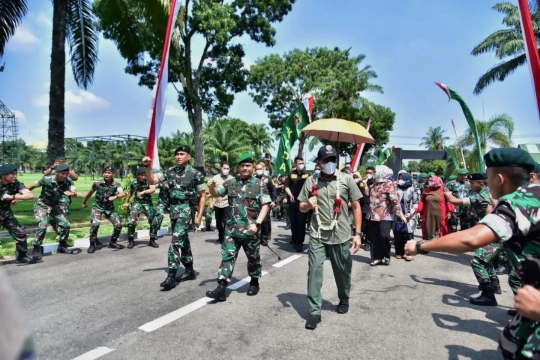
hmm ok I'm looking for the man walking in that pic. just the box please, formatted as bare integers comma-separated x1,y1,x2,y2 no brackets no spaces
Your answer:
285,157,310,252
211,161,233,244
298,145,363,330
255,161,276,246
446,168,471,232
206,153,271,301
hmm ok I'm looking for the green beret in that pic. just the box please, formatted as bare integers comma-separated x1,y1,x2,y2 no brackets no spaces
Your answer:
0,164,18,175
419,173,428,178
448,175,457,180
237,153,255,165
468,172,487,181
533,162,540,173
484,148,536,173
56,164,69,172
428,172,435,176
457,168,469,175
136,167,146,175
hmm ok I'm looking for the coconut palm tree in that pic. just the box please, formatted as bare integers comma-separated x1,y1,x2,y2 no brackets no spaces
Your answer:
457,114,514,171
206,120,251,165
420,126,449,151
0,0,99,165
471,2,540,94
245,123,274,160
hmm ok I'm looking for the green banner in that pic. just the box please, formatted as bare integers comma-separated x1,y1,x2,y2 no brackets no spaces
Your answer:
444,146,460,169
274,103,310,176
375,147,393,166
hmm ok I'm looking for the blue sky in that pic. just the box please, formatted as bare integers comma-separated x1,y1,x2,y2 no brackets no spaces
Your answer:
1,0,539,164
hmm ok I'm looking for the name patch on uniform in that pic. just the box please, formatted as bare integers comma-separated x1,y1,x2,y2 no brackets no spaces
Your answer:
291,174,298,179
302,174,309,179
263,178,268,183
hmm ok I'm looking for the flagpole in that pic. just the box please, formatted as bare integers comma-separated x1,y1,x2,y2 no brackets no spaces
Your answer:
451,119,467,169
518,0,540,121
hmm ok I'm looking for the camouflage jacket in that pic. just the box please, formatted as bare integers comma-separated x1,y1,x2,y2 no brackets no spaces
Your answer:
157,182,169,205
156,164,205,210
91,179,123,211
275,181,286,199
129,179,153,205
0,181,28,211
446,180,471,213
217,176,272,239
466,187,491,224
34,176,75,207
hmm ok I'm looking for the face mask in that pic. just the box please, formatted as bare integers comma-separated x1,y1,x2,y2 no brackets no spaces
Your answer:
354,178,360,183
297,164,305,171
321,161,337,174
256,170,264,176
398,180,405,186
222,169,229,176
264,170,269,176
315,170,321,176
428,181,434,187
366,174,373,180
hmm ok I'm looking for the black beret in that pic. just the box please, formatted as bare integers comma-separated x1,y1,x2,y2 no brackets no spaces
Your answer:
56,164,69,172
533,162,540,173
136,167,146,175
484,148,536,172
468,172,487,181
103,166,114,172
0,164,17,175
175,145,191,155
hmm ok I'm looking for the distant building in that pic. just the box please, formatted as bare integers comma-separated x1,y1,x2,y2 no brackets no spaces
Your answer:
518,144,540,163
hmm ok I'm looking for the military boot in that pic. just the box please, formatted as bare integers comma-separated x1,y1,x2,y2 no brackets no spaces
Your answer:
490,275,502,295
127,238,135,249
95,238,102,246
470,282,497,306
15,251,33,264
176,265,196,282
57,242,72,254
148,238,159,248
206,280,227,302
247,278,259,296
31,245,42,261
205,224,212,232
108,239,123,249
87,241,96,253
160,269,177,290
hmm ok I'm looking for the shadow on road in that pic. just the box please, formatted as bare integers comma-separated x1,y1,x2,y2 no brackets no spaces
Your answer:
432,313,502,343
428,251,474,267
445,344,502,360
277,292,334,320
410,275,478,299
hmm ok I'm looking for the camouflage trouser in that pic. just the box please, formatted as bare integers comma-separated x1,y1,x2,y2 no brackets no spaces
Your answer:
500,318,540,359
217,235,261,282
34,203,70,246
1,210,28,256
90,207,122,242
204,207,213,227
168,203,193,270
55,202,71,239
128,202,156,240
508,267,522,295
152,201,168,231
471,242,502,283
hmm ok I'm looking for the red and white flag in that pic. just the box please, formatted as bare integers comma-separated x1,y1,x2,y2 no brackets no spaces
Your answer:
146,0,182,170
351,117,371,172
302,95,315,122
451,119,459,138
518,0,540,120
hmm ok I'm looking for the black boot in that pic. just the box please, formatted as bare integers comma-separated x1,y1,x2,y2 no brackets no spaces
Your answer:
57,242,72,254
127,238,135,249
490,275,502,295
32,245,42,261
205,225,212,232
247,278,259,296
95,238,102,246
206,280,227,302
87,241,96,253
15,251,33,264
305,315,321,330
176,265,196,282
470,282,497,306
108,239,123,249
148,238,159,248
160,269,177,290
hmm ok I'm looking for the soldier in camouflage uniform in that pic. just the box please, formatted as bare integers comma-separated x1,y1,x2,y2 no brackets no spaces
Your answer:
27,164,76,260
405,147,540,360
0,164,35,263
143,145,206,291
206,153,271,302
446,168,471,232
152,181,170,234
123,167,158,249
255,161,276,246
82,166,125,253
445,172,502,306
202,191,213,232
274,174,287,221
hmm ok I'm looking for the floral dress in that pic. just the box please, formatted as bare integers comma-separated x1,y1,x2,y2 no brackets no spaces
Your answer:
396,186,419,233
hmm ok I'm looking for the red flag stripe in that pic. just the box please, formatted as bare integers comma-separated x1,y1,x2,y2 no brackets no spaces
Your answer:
351,117,371,172
518,0,540,120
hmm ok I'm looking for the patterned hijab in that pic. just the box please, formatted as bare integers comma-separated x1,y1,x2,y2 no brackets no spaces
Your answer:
375,165,393,183
429,175,444,189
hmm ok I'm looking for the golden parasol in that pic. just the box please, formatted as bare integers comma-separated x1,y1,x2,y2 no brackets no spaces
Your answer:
302,118,375,144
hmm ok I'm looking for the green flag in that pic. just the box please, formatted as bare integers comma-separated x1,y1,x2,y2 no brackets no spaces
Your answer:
274,103,311,176
375,147,393,166
443,146,460,170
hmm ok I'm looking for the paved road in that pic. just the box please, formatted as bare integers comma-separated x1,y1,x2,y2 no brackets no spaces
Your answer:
3,222,512,360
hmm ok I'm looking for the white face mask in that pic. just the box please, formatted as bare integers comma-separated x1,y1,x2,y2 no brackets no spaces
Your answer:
315,170,321,175
354,178,360,183
222,169,229,176
264,170,269,176
428,181,434,187
297,164,305,171
366,174,373,180
321,161,337,174
398,180,405,186
256,170,264,176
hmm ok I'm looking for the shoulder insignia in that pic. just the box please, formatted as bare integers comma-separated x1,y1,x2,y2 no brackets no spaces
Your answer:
263,178,268,183
302,174,309,179
291,174,298,179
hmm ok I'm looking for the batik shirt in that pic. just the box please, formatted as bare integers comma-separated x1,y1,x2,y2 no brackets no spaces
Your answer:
368,180,402,221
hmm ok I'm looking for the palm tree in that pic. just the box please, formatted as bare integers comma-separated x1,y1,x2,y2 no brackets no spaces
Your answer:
206,120,251,165
471,2,540,94
245,124,274,160
1,1,99,166
420,126,449,150
457,114,514,171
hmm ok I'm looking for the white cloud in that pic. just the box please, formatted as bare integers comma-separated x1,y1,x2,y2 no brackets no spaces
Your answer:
165,105,184,117
35,90,110,111
34,12,53,28
6,27,39,51
11,110,26,123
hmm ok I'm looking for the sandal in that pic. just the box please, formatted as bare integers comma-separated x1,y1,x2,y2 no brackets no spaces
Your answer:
395,255,403,260
404,255,413,261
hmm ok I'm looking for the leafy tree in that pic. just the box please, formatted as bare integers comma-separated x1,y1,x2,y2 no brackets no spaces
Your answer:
418,160,446,177
95,0,297,167
245,123,274,161
248,47,390,156
420,126,449,151
407,161,421,173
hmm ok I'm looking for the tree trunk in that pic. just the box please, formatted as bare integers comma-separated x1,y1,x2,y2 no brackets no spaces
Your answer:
191,104,205,167
47,0,68,166
297,132,306,159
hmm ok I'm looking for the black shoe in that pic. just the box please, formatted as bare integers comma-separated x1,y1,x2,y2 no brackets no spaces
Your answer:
285,225,290,230
87,242,96,253
295,243,303,253
15,252,33,264
127,240,135,249
508,309,517,316
470,283,497,306
206,281,227,302
206,226,212,232
337,301,349,314
108,241,124,249
382,258,390,265
32,245,42,260
490,276,502,295
148,239,159,248
57,242,72,254
95,239,102,246
496,265,508,275
370,260,382,266
305,315,321,330
176,265,196,282
247,278,259,296
160,269,177,290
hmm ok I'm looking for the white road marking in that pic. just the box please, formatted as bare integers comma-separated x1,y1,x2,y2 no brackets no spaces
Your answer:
72,347,115,360
272,254,302,268
139,271,268,332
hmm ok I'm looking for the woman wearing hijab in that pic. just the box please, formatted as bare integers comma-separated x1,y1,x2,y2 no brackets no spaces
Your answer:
417,175,455,240
395,172,419,261
367,165,406,266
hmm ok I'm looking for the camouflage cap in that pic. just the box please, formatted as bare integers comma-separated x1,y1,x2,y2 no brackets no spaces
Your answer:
457,168,469,175
136,167,146,175
0,164,17,175
448,175,457,181
237,153,255,165
103,166,114,172
175,145,191,155
484,147,536,172
56,164,69,172
419,173,428,178
468,172,487,181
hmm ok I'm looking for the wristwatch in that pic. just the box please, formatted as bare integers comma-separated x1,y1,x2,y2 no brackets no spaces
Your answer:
255,222,261,230
355,232,363,237
416,240,429,255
